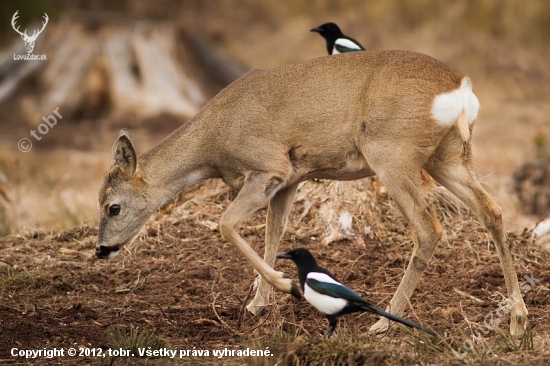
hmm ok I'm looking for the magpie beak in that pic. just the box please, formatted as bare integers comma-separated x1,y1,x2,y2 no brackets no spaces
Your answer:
277,248,436,338
277,252,303,299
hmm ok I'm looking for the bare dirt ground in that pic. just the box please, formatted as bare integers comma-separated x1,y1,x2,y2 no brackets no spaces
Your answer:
1,178,549,365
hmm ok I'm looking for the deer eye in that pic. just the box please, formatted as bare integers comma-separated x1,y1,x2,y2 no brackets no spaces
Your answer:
108,204,121,216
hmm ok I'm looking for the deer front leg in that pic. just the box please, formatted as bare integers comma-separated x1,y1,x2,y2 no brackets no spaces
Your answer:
247,183,298,314
219,174,301,310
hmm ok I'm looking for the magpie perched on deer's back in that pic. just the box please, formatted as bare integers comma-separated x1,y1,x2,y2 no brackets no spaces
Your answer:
310,22,365,55
277,248,436,338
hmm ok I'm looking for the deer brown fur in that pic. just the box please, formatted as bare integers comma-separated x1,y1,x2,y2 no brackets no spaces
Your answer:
97,50,528,336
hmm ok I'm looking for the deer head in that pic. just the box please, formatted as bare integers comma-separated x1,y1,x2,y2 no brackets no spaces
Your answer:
12,11,48,54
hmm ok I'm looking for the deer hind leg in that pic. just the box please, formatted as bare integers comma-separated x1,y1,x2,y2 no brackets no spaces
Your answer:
246,183,298,314
219,173,301,308
427,155,528,337
369,167,443,334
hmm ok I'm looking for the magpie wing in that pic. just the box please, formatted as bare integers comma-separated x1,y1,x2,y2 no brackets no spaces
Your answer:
306,278,371,304
334,44,363,53
334,37,365,53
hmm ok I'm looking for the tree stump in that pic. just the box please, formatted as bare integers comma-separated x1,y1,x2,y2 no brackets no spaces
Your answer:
0,12,248,122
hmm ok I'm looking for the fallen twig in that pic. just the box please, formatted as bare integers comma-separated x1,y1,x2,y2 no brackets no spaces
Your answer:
237,283,254,328
212,292,237,335
453,288,484,304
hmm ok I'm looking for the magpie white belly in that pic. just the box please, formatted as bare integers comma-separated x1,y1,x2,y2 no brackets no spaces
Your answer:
304,284,347,315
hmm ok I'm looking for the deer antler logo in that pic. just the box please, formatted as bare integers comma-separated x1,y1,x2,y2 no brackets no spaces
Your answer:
11,11,49,54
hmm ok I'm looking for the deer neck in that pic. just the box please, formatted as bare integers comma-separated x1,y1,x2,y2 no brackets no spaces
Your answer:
138,122,216,206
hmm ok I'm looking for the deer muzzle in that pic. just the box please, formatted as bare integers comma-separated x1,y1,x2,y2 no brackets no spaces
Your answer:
95,244,120,259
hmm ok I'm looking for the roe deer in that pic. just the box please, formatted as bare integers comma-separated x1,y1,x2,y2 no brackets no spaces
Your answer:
96,50,528,336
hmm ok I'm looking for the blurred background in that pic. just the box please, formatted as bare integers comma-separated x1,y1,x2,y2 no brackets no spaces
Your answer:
0,0,549,236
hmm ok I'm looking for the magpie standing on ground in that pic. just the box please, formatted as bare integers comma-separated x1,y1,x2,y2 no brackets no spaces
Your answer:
310,22,365,55
276,248,436,338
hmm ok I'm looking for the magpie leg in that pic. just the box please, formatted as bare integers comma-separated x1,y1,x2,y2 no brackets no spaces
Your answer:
427,140,528,337
247,183,298,314
324,316,338,338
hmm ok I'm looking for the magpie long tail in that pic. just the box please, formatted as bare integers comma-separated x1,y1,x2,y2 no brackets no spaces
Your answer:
366,305,436,336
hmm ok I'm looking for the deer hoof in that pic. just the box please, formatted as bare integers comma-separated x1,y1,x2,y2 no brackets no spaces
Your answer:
510,312,528,338
274,272,301,298
246,301,267,315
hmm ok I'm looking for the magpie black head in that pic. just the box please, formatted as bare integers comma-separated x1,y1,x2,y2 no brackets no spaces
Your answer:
310,22,344,39
276,247,317,266
277,248,338,291
277,248,318,291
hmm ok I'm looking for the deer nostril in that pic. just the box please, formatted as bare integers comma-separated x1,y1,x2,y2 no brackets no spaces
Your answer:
95,246,107,257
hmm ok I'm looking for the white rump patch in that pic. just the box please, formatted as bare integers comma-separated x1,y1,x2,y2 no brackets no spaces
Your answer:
431,77,480,126
534,218,550,238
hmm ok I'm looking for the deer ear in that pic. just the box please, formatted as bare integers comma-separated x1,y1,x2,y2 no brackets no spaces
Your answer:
112,129,137,176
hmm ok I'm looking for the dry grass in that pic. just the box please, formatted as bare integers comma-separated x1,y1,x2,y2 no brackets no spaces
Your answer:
107,326,166,358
